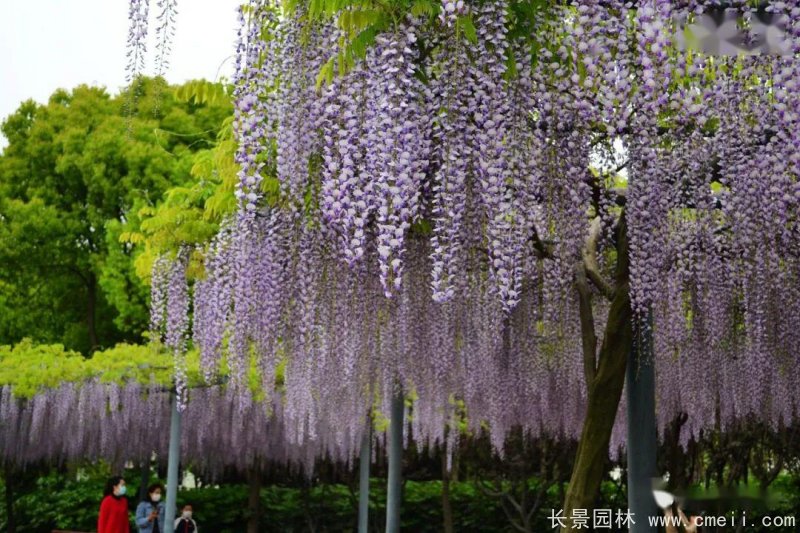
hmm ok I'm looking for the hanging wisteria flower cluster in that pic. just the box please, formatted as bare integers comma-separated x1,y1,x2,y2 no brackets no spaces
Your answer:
125,0,178,114
153,0,178,77
125,0,151,83
0,376,374,479
150,247,191,408
153,0,800,460
0,382,170,469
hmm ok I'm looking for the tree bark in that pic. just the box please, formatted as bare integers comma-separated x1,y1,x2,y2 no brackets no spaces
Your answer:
87,272,99,352
441,448,454,533
138,461,151,503
562,217,633,532
247,468,262,533
4,462,15,533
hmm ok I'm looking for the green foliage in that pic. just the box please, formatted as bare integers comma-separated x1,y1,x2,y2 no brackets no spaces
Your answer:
1,477,512,533
11,469,110,532
456,14,478,44
291,0,571,90
0,471,524,532
84,343,198,387
0,340,86,398
0,339,205,398
309,3,392,88
174,80,233,107
124,117,240,282
0,463,144,533
99,219,150,336
0,197,100,350
2,466,798,533
0,78,231,354
0,338,284,400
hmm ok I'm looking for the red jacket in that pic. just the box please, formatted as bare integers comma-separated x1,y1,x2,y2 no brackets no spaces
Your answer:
98,495,130,533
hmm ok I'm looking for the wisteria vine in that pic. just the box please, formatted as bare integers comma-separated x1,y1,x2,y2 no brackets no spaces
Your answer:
144,0,800,461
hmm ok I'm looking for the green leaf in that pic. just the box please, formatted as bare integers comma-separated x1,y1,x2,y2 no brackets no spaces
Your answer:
457,15,477,44
316,57,335,90
411,0,437,18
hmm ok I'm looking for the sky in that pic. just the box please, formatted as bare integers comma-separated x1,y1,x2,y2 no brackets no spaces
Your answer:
0,0,242,149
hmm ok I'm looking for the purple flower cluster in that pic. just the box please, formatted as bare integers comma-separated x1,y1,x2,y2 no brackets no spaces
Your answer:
153,0,178,77
365,23,431,297
320,52,372,265
125,0,150,83
0,383,170,468
154,1,800,462
439,0,467,27
233,2,271,214
274,11,330,209
165,248,191,407
429,30,473,302
192,223,234,381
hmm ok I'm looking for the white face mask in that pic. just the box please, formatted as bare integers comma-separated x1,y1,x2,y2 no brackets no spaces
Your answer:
182,511,193,519
151,493,162,502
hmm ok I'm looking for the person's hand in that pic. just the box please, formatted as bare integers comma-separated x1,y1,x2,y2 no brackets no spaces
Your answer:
664,506,698,533
663,507,679,533
678,509,698,533
148,509,159,522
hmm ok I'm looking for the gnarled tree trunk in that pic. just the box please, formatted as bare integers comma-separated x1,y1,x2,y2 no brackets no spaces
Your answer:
247,467,262,533
562,217,633,531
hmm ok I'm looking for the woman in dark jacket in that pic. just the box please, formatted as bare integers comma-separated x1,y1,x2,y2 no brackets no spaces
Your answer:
98,476,131,533
135,482,166,533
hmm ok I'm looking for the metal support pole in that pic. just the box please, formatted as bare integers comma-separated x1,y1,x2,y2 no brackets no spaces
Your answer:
165,393,182,528
358,425,372,533
626,315,658,532
385,390,404,533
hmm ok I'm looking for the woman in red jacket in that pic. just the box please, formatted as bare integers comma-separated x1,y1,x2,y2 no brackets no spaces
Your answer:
98,476,131,533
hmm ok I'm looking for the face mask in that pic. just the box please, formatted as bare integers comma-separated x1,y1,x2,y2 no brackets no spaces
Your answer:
115,485,127,496
182,511,192,519
151,493,161,502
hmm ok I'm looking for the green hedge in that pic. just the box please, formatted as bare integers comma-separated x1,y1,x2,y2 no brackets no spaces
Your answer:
2,468,798,532
0,467,523,532
170,481,514,532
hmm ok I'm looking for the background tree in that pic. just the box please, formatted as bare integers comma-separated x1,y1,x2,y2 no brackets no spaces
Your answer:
0,79,231,353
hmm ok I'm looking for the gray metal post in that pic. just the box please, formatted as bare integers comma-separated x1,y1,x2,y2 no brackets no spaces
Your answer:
358,425,372,533
626,316,658,532
385,390,404,533
165,393,182,528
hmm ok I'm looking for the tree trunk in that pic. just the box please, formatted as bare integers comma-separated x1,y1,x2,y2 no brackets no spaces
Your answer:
4,462,15,533
562,217,632,532
87,273,99,352
441,449,454,533
247,468,262,533
138,461,151,503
